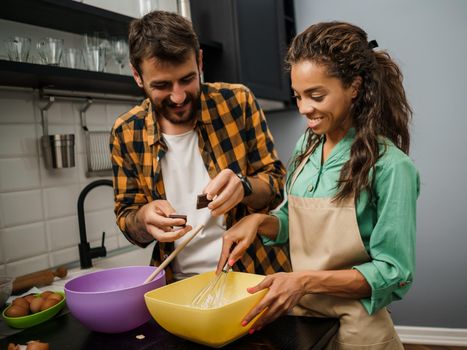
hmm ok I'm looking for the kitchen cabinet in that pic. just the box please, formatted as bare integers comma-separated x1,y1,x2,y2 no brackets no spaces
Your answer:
0,311,338,349
190,0,296,102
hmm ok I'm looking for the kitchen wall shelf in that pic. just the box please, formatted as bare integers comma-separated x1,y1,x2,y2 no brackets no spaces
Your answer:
0,0,221,96
0,59,142,96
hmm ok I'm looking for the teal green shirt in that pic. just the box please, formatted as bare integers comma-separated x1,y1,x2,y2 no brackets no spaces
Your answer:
267,128,420,315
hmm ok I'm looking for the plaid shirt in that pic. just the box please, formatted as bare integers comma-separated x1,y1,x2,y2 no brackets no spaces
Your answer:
110,82,291,281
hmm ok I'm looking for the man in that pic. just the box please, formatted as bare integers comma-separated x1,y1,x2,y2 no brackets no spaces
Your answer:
110,10,290,282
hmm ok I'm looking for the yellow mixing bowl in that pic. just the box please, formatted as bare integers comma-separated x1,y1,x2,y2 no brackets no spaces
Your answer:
144,271,267,348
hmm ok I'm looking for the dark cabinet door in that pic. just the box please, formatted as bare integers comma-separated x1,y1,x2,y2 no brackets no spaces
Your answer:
190,0,293,102
234,0,290,101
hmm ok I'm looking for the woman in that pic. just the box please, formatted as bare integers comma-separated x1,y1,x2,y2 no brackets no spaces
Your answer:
217,22,420,349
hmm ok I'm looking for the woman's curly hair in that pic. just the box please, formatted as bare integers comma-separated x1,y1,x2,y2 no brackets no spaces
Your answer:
286,21,412,201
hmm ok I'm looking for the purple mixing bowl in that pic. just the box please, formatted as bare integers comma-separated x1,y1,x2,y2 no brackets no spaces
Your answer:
64,266,165,333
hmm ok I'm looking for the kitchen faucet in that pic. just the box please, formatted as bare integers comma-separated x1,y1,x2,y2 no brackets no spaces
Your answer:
77,179,113,269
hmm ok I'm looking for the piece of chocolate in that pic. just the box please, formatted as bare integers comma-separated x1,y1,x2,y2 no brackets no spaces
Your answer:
169,214,187,220
196,194,212,209
169,214,187,227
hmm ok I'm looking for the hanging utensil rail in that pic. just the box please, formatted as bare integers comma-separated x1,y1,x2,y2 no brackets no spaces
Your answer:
40,89,143,176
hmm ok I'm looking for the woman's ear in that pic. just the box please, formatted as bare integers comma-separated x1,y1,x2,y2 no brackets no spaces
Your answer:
130,64,144,88
351,76,363,98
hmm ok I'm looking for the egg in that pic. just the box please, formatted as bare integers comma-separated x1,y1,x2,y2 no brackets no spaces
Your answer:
26,341,50,350
46,293,63,302
12,297,30,309
40,297,60,311
40,291,53,299
24,294,36,303
5,305,29,317
29,297,45,313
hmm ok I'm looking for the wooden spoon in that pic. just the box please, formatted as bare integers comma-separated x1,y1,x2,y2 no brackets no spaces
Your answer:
143,224,205,284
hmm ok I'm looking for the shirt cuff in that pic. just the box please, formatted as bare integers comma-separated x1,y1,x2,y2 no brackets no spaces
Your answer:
261,211,289,246
354,262,412,315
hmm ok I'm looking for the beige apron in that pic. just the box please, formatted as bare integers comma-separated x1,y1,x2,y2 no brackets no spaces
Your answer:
287,151,403,349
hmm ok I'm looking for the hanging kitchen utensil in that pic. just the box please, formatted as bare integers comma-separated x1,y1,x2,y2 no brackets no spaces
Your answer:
191,262,231,308
40,96,76,169
143,224,205,284
80,98,113,177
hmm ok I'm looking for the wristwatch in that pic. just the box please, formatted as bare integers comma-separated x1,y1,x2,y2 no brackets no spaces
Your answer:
236,173,253,197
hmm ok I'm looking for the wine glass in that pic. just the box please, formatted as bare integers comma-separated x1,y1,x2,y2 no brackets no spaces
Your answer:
110,38,128,75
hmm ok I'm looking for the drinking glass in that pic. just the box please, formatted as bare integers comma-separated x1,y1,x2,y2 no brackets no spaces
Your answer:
37,37,64,66
84,32,110,51
63,48,83,69
83,46,106,72
4,36,31,62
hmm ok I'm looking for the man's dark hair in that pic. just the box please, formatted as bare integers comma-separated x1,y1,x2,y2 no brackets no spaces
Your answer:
129,11,200,74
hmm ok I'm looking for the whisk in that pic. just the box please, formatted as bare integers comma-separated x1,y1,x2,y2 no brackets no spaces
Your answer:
191,263,231,308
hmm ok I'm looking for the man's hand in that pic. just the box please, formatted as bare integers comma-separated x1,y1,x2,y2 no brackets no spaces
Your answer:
203,169,245,216
129,200,192,242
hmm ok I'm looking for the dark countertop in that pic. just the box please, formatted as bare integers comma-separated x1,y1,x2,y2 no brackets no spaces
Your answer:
1,309,338,349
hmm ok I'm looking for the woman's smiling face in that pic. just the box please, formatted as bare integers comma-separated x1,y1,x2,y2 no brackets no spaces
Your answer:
291,60,360,143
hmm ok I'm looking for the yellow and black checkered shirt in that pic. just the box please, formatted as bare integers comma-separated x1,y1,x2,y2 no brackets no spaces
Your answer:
110,82,291,280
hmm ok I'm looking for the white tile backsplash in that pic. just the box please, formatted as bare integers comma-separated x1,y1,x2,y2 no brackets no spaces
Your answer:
117,233,133,248
43,185,81,219
0,157,41,192
84,209,118,242
0,88,35,124
100,235,119,252
0,87,135,278
44,100,78,125
47,216,80,250
1,222,48,261
38,155,80,187
106,103,135,125
0,124,38,158
6,254,50,278
50,246,79,268
83,102,111,129
80,184,114,211
0,190,44,227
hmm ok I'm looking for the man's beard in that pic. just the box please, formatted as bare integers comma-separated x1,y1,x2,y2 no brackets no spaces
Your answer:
150,90,200,125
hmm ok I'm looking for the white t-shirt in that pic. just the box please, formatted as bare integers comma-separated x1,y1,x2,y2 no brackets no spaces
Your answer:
160,129,225,280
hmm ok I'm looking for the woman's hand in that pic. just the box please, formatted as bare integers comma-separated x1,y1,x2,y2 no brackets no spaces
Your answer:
216,214,268,272
242,272,307,332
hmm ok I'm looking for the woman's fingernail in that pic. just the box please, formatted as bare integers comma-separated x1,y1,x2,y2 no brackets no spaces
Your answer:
228,259,235,266
241,321,247,327
249,329,255,335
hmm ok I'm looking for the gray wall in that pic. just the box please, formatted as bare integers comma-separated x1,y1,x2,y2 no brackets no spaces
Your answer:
266,0,467,328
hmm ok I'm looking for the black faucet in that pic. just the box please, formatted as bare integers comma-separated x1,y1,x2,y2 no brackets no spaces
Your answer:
77,179,113,269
